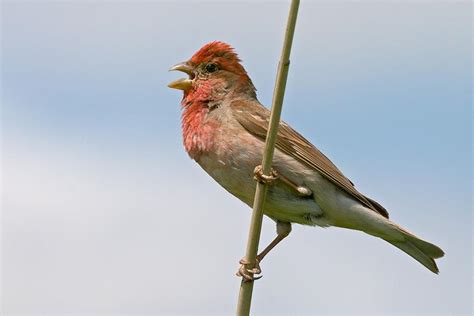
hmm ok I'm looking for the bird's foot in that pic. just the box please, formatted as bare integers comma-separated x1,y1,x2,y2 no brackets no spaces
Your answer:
236,258,262,282
253,165,278,185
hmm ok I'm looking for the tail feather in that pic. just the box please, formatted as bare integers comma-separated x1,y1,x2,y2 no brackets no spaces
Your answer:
388,239,440,274
386,224,444,274
335,204,444,273
403,233,445,259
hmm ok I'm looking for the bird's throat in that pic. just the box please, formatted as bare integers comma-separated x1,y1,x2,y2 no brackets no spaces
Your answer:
181,101,217,159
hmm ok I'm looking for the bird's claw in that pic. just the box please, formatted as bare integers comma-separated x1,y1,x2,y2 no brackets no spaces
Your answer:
236,258,262,282
253,165,278,185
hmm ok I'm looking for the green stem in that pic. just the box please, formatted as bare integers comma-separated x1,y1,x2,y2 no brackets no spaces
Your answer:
236,0,300,315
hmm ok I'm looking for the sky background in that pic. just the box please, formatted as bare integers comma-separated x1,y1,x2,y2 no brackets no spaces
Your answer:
1,0,472,315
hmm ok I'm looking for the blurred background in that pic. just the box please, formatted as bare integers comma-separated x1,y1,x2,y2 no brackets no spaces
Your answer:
1,1,472,315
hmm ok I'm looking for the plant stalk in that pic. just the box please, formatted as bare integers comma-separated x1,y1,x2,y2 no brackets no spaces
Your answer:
236,0,300,315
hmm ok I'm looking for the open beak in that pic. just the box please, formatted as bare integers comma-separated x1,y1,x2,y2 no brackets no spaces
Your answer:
168,62,194,91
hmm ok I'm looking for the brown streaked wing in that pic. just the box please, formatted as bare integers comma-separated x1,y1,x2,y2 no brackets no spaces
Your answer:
231,99,389,219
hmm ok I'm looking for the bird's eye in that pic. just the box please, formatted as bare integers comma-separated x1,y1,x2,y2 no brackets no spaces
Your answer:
205,63,218,73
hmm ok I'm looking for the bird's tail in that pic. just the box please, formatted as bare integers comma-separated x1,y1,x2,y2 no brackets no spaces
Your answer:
384,224,445,274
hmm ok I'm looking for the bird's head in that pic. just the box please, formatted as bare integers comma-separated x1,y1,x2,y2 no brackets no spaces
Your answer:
168,41,256,103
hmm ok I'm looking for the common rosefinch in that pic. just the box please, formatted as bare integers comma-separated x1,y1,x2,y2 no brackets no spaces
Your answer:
168,41,444,280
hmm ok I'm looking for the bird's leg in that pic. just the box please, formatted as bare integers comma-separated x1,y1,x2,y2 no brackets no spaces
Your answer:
253,165,278,184
256,221,292,262
236,221,292,282
253,165,312,197
236,257,262,282
277,172,313,197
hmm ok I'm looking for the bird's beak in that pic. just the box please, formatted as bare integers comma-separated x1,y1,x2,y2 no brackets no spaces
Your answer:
168,62,194,91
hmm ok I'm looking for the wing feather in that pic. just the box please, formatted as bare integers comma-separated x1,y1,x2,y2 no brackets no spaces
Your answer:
231,99,389,218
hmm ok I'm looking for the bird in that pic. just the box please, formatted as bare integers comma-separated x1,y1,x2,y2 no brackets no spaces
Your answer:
167,41,444,281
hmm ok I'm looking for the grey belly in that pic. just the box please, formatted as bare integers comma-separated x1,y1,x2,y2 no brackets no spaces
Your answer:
197,151,326,226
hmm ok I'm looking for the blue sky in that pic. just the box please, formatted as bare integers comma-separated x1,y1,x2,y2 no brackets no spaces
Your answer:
1,1,472,315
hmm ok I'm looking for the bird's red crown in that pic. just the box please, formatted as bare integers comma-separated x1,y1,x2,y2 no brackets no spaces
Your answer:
190,41,248,77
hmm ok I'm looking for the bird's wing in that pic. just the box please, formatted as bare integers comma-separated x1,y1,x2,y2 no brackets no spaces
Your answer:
231,99,389,219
